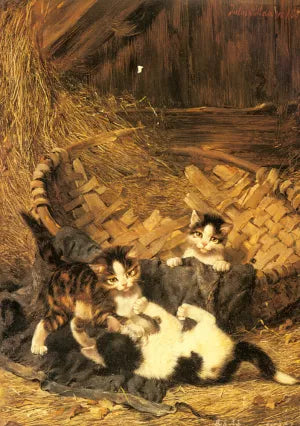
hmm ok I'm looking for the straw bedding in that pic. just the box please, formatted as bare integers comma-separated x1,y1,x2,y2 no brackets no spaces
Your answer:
0,322,299,425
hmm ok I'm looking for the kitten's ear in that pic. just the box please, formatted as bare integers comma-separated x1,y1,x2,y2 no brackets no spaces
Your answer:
220,222,233,235
190,210,203,227
124,245,135,257
124,245,134,253
89,256,107,274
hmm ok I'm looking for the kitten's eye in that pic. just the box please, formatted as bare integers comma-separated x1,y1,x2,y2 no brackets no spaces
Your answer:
127,268,137,277
210,237,219,243
193,231,202,238
107,277,118,285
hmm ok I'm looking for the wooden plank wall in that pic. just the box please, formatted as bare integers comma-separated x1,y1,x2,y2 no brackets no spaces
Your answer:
33,0,300,107
93,0,300,107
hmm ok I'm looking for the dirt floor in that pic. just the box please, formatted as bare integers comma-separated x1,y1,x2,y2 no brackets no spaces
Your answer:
0,321,299,426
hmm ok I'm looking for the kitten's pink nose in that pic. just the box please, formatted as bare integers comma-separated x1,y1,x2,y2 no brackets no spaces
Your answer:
202,242,207,247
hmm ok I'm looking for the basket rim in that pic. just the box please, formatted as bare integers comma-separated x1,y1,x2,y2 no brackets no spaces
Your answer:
28,130,300,287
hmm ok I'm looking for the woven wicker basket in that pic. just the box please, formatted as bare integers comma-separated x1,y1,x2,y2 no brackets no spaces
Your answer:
29,128,300,322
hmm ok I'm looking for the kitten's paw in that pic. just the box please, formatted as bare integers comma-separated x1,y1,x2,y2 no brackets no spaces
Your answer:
213,260,231,272
177,303,216,324
133,297,148,315
177,303,190,321
166,257,183,268
31,343,48,355
121,323,146,342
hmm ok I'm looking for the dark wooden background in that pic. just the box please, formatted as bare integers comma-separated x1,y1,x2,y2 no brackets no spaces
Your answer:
33,0,300,108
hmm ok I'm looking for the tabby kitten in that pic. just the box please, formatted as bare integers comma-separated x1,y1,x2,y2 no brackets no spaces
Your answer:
25,227,156,358
21,212,144,356
30,245,149,356
167,211,233,272
31,260,118,355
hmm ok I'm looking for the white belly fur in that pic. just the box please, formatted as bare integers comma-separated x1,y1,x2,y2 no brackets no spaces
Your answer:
134,302,183,379
134,301,234,381
114,287,141,317
181,320,234,380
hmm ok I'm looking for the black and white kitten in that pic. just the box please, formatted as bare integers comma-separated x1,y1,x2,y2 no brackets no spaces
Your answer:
82,294,297,387
167,211,233,272
80,249,296,386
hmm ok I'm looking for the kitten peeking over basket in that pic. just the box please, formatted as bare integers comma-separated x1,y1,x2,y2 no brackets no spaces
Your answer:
167,211,233,272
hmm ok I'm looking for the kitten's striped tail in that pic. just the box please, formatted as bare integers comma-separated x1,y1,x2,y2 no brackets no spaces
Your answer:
21,211,61,266
235,341,298,385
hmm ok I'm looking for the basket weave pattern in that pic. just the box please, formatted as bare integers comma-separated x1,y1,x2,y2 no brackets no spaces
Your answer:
29,140,300,321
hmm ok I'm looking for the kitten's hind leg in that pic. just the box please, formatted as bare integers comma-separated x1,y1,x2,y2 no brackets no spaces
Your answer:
70,316,96,348
177,303,216,325
81,345,106,366
31,320,50,355
32,309,68,355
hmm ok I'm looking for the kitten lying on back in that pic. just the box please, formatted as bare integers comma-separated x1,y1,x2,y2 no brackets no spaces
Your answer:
83,295,298,388
167,211,233,272
78,244,297,388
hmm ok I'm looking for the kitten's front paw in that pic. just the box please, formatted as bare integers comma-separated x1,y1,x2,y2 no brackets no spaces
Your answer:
31,343,48,355
213,260,231,272
121,324,145,342
177,303,190,321
166,257,183,268
133,297,148,315
177,303,216,324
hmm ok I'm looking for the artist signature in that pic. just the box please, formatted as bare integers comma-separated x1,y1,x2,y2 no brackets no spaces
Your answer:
228,6,299,19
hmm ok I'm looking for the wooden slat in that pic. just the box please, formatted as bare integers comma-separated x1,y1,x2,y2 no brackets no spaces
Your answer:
213,164,242,182
113,230,140,246
94,199,125,225
222,171,248,189
72,158,88,185
232,210,255,231
63,195,84,212
185,165,221,199
139,216,190,247
102,219,128,239
120,208,138,226
82,192,106,213
230,175,253,198
184,192,212,213
141,235,170,259
161,232,186,251
143,210,162,231
129,220,147,237
255,242,287,270
84,224,110,245
69,176,102,198
73,211,94,228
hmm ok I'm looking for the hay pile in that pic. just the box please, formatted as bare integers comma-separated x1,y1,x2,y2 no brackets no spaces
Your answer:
0,3,188,272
